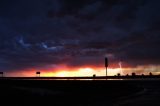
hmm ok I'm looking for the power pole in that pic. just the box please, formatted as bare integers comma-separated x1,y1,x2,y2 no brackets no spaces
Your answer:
105,57,108,76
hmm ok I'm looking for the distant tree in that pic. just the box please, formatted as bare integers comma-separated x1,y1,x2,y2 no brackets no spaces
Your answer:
117,73,121,77
93,74,96,77
132,72,136,77
149,72,152,76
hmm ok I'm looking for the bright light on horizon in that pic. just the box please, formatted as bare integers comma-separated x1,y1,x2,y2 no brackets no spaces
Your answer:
5,65,160,77
47,67,120,77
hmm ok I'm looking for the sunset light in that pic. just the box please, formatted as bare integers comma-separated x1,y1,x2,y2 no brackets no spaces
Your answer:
5,65,160,77
5,66,122,77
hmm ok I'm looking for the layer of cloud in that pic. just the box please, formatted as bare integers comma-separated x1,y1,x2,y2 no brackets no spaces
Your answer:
0,0,160,72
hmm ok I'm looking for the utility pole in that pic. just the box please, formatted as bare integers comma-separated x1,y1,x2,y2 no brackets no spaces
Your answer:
105,57,108,76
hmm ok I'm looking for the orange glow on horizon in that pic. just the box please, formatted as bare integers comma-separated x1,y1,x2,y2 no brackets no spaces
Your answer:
8,67,121,77
5,65,160,77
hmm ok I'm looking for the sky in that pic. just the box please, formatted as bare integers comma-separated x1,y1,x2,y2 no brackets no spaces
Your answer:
0,0,160,77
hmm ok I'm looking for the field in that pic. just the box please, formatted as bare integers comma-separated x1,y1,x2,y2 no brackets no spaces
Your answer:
0,78,160,106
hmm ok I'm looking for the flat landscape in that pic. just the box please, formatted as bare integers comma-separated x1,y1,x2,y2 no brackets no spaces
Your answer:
0,78,160,106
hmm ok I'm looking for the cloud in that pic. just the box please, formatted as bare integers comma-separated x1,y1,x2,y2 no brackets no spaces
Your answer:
0,0,160,72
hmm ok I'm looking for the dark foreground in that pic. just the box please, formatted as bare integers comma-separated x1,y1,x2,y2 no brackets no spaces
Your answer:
0,79,160,106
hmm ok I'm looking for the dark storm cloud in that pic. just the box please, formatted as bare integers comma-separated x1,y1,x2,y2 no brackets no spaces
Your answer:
0,0,160,71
